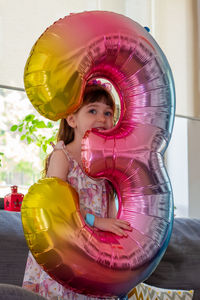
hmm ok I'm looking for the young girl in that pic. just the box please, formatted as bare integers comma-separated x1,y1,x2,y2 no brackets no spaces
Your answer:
23,82,131,300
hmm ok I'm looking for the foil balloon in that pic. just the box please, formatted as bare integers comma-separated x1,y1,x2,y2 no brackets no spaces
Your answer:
22,10,175,298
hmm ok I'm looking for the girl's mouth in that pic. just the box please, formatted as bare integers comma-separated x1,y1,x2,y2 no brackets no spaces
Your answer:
94,127,106,131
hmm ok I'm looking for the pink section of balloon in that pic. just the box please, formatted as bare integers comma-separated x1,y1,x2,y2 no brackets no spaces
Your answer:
23,11,175,297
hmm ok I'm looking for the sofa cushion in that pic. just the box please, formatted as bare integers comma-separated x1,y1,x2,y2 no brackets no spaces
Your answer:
0,211,29,286
145,217,200,299
0,284,47,300
129,283,194,300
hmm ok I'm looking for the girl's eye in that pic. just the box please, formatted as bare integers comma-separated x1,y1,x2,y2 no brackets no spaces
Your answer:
105,111,113,117
88,109,97,114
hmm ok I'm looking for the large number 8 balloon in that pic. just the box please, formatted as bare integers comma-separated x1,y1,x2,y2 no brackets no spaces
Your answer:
22,11,175,298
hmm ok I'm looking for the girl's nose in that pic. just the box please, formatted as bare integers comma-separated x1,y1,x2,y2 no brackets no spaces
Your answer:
97,113,106,123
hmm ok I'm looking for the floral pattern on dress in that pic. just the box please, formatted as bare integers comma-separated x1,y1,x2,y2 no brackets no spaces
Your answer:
23,147,112,300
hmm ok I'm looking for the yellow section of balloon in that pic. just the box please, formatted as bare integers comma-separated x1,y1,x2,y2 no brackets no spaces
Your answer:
22,178,80,257
24,32,84,120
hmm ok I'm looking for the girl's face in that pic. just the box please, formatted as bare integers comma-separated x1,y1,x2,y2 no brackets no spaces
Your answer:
66,100,114,140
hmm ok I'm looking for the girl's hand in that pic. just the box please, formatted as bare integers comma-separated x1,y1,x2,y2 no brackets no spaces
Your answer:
94,217,132,237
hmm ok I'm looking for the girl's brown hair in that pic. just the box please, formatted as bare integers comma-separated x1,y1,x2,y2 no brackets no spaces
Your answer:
43,84,115,177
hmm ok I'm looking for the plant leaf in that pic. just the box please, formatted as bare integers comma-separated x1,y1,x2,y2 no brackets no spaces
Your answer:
36,121,46,128
10,125,18,131
21,134,26,140
27,136,32,144
42,144,47,153
25,114,35,122
47,122,53,128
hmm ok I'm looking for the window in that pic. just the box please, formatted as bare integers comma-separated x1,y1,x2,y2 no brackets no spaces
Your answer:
0,87,58,197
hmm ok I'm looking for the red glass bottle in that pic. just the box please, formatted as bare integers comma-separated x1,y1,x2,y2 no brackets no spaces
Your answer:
4,185,24,211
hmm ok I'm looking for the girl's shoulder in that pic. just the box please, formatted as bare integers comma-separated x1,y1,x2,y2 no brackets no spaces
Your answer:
50,148,69,163
50,141,72,161
46,142,70,181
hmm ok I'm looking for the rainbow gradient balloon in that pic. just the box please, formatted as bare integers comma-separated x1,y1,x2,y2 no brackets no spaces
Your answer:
22,11,175,298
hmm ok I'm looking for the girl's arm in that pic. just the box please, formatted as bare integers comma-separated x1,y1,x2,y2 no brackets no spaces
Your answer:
108,193,117,218
94,217,131,237
93,188,132,237
46,149,69,180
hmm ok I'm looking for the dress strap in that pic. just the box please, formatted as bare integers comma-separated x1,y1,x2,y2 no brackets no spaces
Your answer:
52,140,72,161
62,148,71,161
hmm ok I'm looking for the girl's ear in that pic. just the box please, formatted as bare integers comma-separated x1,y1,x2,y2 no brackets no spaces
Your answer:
66,114,76,128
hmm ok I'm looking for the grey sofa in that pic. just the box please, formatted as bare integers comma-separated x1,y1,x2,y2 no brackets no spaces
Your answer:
0,210,47,300
0,210,200,299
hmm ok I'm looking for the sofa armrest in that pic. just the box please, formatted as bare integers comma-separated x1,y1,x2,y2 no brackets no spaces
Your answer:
145,217,200,291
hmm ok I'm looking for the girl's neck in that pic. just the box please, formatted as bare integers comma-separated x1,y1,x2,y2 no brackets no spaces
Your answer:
65,137,82,165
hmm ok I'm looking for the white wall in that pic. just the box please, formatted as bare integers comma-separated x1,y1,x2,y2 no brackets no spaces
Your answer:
166,116,200,218
188,118,200,217
152,0,200,217
166,117,189,217
152,0,199,118
0,0,149,89
0,0,95,88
